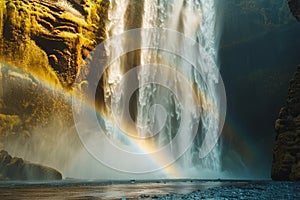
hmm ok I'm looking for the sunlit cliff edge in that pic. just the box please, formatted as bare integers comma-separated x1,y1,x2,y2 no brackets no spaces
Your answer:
0,0,109,180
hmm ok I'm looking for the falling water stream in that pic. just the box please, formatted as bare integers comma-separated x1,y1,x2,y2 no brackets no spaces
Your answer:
3,0,226,180
94,0,226,178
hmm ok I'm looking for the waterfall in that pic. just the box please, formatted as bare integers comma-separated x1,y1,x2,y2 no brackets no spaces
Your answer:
0,0,225,180
94,0,226,178
70,0,226,179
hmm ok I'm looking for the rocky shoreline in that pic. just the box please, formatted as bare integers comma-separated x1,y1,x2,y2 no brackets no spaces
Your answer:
155,181,300,200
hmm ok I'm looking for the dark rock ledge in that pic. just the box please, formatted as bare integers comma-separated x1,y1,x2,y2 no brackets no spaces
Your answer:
272,66,300,181
0,150,62,181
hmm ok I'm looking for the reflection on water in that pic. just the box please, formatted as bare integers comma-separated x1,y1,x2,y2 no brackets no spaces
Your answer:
0,180,244,200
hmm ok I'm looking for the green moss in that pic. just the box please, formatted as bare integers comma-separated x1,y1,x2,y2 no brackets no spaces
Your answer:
0,0,110,135
6,1,19,28
0,0,6,38
0,0,109,89
0,114,22,137
0,39,62,87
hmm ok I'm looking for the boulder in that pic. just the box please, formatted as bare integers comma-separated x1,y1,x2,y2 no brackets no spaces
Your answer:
0,150,62,180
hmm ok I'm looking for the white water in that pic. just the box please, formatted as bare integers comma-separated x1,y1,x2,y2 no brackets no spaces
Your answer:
3,0,225,180
102,0,225,178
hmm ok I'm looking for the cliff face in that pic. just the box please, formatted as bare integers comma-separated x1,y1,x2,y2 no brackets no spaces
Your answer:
288,0,300,21
272,66,300,180
0,0,108,174
0,0,108,133
0,0,108,88
271,0,300,181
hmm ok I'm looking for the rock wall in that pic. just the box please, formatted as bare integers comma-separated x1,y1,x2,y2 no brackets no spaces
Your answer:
288,0,300,21
0,0,108,88
0,0,109,179
272,66,300,180
0,0,108,135
271,0,300,181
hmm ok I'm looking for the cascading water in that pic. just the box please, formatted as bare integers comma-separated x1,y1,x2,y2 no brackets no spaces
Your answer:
1,0,225,180
96,0,226,178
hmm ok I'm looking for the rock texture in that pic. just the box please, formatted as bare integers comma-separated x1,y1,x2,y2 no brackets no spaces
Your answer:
0,150,62,180
0,0,108,137
0,0,108,179
0,0,108,88
271,1,300,181
0,65,72,136
272,66,300,180
157,182,300,200
288,0,300,21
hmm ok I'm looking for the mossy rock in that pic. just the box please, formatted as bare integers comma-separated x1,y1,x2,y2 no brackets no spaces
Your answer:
0,150,62,180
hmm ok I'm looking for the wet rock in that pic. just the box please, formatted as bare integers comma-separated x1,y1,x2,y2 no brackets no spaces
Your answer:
0,65,72,132
0,150,62,180
272,66,300,181
272,2,300,180
157,182,300,200
288,0,300,21
140,194,150,198
22,163,62,180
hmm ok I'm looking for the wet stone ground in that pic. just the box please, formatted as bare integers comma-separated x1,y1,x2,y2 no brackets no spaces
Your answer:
154,181,300,200
0,180,299,199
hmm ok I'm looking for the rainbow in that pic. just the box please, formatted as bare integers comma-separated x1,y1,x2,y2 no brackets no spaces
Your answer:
0,63,183,177
1,63,258,178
